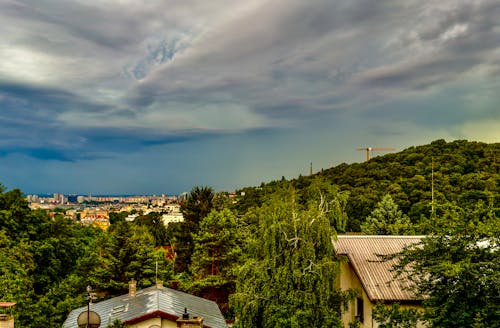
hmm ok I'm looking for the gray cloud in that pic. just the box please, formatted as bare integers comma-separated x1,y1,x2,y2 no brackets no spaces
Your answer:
0,0,499,192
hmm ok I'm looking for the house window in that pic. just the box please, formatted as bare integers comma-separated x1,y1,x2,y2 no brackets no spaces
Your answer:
356,297,364,323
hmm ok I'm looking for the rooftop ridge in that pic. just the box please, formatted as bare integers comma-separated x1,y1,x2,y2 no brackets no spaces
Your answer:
337,235,425,239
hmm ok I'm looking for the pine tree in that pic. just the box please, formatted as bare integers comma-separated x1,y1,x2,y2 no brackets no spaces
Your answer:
188,209,243,315
361,194,413,235
175,186,214,273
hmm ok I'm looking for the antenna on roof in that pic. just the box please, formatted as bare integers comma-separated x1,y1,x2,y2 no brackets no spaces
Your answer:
182,308,190,320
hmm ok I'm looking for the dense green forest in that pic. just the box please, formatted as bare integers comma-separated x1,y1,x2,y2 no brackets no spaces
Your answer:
0,139,498,327
233,139,500,231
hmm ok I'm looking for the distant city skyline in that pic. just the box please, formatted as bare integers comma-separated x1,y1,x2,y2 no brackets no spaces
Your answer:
1,1,499,195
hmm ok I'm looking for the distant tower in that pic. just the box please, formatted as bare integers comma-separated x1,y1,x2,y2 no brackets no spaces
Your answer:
310,162,313,176
356,147,395,161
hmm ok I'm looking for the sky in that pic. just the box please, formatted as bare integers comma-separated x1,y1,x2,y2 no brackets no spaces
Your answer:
1,0,499,195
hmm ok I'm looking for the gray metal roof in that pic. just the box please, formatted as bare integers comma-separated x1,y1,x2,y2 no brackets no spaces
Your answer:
334,235,424,302
62,285,227,328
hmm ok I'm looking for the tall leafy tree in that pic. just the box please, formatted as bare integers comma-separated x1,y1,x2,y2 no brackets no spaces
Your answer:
301,177,349,233
361,194,414,235
231,189,352,327
0,231,36,322
391,202,500,327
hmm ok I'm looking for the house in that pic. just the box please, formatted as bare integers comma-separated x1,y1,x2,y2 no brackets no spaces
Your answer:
62,281,227,328
334,235,426,328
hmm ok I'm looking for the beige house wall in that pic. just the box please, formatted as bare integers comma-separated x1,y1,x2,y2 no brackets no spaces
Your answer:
125,317,177,328
338,260,426,328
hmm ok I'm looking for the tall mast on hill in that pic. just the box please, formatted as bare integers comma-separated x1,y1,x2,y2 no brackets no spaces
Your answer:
431,157,435,217
356,147,395,161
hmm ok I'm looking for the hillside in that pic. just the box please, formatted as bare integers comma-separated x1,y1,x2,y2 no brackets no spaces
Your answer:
233,139,500,231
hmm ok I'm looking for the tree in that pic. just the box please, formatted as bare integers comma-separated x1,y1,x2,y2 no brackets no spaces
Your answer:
392,202,500,327
109,211,128,225
0,231,36,324
79,222,173,296
361,194,413,235
176,186,215,273
180,186,215,225
188,209,243,315
134,212,168,246
300,177,349,233
230,189,352,327
372,302,422,328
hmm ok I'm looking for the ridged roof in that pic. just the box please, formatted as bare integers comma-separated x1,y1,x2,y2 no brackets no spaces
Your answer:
334,235,424,302
62,285,227,328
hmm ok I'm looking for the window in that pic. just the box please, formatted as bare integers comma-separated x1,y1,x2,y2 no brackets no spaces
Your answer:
356,297,364,323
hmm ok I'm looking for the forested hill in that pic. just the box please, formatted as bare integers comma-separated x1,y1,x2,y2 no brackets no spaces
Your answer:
234,139,500,231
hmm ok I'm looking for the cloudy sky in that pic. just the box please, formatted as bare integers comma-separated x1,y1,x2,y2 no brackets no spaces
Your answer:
1,0,499,195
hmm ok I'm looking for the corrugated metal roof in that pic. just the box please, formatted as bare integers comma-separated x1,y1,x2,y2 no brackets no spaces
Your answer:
334,235,424,302
62,285,227,328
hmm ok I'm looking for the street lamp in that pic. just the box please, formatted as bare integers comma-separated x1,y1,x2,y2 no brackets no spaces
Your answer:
77,286,101,328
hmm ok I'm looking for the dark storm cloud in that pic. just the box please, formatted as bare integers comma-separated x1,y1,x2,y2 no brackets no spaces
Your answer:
0,81,113,115
0,81,216,160
0,0,499,193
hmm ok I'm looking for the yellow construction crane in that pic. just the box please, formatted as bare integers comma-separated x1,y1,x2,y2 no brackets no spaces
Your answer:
356,147,395,161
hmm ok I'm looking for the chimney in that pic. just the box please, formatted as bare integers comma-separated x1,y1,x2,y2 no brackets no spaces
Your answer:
0,314,14,328
176,308,203,328
0,302,16,328
128,279,137,297
156,280,164,289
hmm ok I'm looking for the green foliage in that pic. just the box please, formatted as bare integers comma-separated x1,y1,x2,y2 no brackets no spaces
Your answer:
234,140,500,231
0,231,36,323
372,302,422,328
392,202,500,327
175,186,215,273
300,178,350,233
361,194,414,235
107,318,128,327
188,209,243,316
1,139,499,326
180,186,215,225
134,211,169,246
212,191,231,211
80,221,174,295
230,189,351,327
109,211,128,224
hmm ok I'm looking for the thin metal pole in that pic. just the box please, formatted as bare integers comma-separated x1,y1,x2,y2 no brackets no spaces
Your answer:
431,158,435,217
